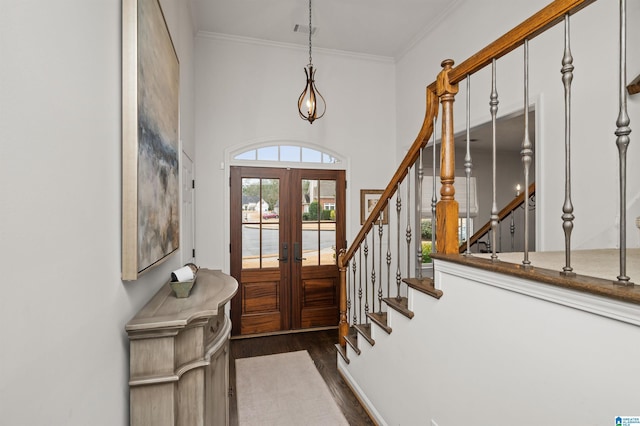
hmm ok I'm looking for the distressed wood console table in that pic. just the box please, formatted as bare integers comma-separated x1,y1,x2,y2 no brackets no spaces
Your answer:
126,269,238,426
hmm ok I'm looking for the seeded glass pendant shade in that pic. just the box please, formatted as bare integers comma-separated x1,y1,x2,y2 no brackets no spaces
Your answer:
298,0,326,124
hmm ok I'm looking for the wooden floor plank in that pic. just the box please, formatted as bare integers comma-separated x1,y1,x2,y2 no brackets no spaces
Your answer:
229,329,375,425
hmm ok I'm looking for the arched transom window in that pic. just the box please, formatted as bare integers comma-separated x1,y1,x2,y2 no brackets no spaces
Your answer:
233,144,341,165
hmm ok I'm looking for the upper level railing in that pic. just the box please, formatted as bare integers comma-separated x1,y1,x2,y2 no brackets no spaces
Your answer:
460,182,536,254
338,0,633,348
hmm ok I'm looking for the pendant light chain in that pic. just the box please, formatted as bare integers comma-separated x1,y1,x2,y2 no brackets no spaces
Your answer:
297,0,325,123
308,0,313,66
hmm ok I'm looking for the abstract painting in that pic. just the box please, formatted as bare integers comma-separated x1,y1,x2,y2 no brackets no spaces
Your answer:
122,0,179,280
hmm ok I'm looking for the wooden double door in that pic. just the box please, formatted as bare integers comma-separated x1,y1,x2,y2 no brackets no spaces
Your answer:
230,167,346,336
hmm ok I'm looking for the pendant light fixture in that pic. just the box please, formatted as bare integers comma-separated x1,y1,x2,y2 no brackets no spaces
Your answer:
298,0,326,124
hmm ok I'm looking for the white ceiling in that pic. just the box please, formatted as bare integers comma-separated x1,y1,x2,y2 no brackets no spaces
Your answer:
189,0,529,153
189,0,464,59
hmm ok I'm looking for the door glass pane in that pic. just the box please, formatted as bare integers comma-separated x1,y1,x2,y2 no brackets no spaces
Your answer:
320,226,336,265
301,147,321,163
302,224,319,266
300,179,336,266
319,180,336,265
235,150,256,160
302,179,316,222
280,146,300,162
242,178,259,268
257,146,278,161
261,224,280,268
241,177,279,269
301,178,317,265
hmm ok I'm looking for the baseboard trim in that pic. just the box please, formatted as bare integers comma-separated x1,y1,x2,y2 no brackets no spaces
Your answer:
337,356,387,426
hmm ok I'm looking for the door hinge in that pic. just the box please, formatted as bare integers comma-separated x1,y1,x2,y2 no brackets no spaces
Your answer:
192,248,196,258
345,180,348,189
192,179,195,189
229,243,231,253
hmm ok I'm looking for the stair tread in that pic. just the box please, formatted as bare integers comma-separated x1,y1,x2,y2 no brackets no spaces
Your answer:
403,277,443,299
335,343,350,364
383,296,414,319
353,323,375,346
344,329,361,355
367,311,392,334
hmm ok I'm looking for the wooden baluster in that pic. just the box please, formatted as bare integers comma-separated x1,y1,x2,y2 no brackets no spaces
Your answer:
338,249,348,347
435,59,460,253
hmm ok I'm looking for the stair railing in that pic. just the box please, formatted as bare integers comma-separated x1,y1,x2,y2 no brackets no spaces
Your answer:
339,0,632,348
459,183,536,254
337,80,441,346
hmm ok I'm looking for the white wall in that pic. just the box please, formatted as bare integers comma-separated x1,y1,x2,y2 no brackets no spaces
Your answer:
0,1,195,424
342,260,640,425
194,35,397,271
396,0,640,252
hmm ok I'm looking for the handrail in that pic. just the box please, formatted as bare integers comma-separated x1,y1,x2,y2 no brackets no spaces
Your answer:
459,182,536,253
447,0,596,86
338,86,440,267
629,73,640,95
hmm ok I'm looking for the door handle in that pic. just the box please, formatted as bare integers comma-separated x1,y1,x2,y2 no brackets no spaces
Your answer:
294,242,306,263
278,242,288,262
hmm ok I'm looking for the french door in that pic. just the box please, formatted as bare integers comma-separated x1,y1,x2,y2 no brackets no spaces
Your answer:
230,166,345,336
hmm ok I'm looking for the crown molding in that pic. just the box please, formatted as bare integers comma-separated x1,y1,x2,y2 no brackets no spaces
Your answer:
196,31,395,64
396,0,466,61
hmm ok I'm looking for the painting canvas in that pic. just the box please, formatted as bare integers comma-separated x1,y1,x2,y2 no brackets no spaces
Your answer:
122,0,180,280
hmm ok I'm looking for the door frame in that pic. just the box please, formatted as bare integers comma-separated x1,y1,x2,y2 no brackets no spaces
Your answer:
181,150,196,265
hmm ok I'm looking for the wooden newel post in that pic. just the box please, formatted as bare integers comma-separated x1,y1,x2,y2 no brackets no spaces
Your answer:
436,59,460,254
337,249,348,348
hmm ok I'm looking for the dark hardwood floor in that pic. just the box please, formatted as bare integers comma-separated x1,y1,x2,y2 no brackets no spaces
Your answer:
229,329,375,426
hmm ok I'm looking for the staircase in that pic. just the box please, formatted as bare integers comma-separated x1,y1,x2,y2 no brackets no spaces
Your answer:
335,277,442,424
339,277,442,363
334,0,639,424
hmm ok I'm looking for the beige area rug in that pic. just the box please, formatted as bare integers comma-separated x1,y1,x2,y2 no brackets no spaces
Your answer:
235,350,349,426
